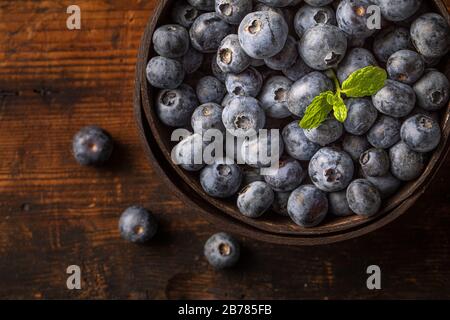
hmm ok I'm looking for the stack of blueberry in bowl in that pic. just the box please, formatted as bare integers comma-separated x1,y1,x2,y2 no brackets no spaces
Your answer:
145,0,450,230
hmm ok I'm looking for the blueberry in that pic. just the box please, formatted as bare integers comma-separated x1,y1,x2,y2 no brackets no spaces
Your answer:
200,160,243,198
73,126,113,166
373,27,413,63
367,115,401,149
211,53,228,83
264,36,298,71
217,34,251,74
287,71,333,117
152,24,189,58
309,147,354,192
190,13,233,53
372,80,416,118
196,76,226,104
221,93,234,107
337,48,378,84
411,13,450,58
343,98,378,136
187,0,214,11
241,130,284,168
304,0,334,6
328,191,353,217
146,56,185,89
294,4,336,38
387,50,425,84
264,157,305,192
413,70,450,111
346,179,381,217
258,75,293,119
204,232,240,269
389,141,426,181
362,172,401,199
360,148,390,177
191,103,226,135
400,114,441,153
342,134,370,161
222,96,266,137
242,166,264,184
298,24,347,70
282,120,321,161
180,46,204,74
172,1,200,28
215,0,252,25
336,0,377,39
237,181,274,218
119,206,158,243
156,84,198,127
304,118,344,146
238,11,288,59
257,0,293,7
272,191,291,216
372,0,422,22
287,185,328,228
282,56,313,82
173,133,206,171
225,67,263,97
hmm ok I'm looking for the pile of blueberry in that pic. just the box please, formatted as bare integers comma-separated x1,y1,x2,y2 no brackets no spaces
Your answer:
146,0,450,229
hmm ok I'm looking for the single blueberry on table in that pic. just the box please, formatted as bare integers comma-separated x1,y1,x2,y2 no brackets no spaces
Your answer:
372,0,422,22
200,160,243,198
328,191,353,217
196,76,227,104
258,75,293,119
413,70,450,111
294,4,336,39
298,24,347,70
187,0,215,11
400,114,441,153
217,34,251,74
282,120,320,161
342,134,370,162
287,185,328,228
190,12,233,53
387,50,425,84
362,171,402,199
372,80,416,118
287,71,334,117
155,84,198,127
241,130,284,168
264,157,305,192
225,67,263,97
172,1,200,28
282,56,313,82
237,181,274,218
411,13,450,58
222,96,266,137
146,56,185,89
360,148,390,177
204,232,240,269
173,133,206,172
73,126,113,166
336,0,377,39
119,206,158,243
367,115,401,149
304,118,344,147
389,141,426,181
215,0,253,25
272,191,291,216
336,48,378,84
180,46,203,74
309,147,354,192
264,36,298,71
346,179,381,217
373,27,413,63
238,10,288,59
343,98,378,136
152,24,189,59
191,103,226,135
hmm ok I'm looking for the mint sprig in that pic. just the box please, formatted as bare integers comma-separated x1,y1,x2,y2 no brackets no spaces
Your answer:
299,66,387,129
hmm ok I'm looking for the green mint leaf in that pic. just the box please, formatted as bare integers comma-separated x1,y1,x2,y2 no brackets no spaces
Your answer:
300,91,334,129
331,93,347,122
341,66,387,98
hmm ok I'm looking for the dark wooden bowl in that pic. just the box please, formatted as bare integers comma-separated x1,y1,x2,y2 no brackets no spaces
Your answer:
134,0,450,245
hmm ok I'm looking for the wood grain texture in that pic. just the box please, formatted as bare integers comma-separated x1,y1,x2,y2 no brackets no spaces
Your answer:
0,0,450,299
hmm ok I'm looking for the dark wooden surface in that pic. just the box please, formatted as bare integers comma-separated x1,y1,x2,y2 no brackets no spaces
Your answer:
0,0,450,300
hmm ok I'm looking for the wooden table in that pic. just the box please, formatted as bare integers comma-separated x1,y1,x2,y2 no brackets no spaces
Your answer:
0,0,449,299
